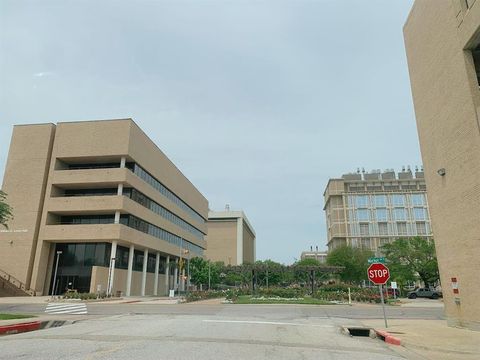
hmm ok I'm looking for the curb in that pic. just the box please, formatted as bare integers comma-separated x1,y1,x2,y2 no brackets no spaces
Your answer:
0,320,70,336
0,321,41,335
375,329,402,346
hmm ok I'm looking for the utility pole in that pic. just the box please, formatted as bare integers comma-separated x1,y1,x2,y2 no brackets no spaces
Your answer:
208,261,211,290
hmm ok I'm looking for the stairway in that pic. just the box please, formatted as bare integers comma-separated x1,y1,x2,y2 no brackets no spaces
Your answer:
0,268,35,297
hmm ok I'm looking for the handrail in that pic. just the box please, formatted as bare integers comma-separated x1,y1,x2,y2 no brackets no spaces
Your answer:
0,268,35,296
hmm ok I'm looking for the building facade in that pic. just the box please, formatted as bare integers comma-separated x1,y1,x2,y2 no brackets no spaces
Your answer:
300,248,327,263
324,168,432,253
0,119,208,296
204,210,255,265
404,0,480,330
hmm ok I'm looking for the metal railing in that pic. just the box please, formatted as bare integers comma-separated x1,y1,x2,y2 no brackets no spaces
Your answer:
0,268,35,296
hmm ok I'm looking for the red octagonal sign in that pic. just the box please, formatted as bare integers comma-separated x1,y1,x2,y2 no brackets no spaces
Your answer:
367,263,390,285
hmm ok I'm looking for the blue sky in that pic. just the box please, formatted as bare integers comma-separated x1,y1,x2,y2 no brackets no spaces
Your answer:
0,0,418,264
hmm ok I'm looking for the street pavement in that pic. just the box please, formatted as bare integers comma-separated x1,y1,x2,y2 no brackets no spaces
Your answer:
0,299,445,319
3,298,475,359
0,303,409,360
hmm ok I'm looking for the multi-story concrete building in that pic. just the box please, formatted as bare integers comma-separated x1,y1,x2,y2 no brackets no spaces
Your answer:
324,168,432,253
300,247,327,263
0,119,208,296
204,209,255,265
404,0,480,331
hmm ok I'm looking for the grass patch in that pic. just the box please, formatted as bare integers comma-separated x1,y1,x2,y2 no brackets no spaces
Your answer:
234,295,333,305
0,313,35,320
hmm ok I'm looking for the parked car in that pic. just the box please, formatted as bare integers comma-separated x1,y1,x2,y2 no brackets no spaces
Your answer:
407,288,442,299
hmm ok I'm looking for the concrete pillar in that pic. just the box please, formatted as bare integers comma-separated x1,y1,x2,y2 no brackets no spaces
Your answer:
107,241,117,296
126,245,134,296
153,252,160,296
141,249,148,296
120,156,126,168
114,211,120,224
117,183,124,196
165,256,170,295
173,259,178,293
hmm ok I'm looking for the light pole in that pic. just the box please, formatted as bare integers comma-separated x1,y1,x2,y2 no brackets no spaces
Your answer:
52,250,62,297
208,261,211,290
184,249,190,294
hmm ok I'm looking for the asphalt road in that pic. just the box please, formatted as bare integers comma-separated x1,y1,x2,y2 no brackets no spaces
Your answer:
0,301,445,320
0,303,420,360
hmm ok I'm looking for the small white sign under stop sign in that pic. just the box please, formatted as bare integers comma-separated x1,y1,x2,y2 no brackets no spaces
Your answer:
391,282,397,289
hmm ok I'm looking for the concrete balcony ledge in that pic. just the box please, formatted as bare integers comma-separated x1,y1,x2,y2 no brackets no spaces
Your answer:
42,224,122,242
51,168,128,187
47,196,124,214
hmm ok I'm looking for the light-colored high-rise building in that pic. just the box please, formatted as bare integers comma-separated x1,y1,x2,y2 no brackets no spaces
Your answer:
0,119,208,296
324,168,432,253
404,0,480,331
205,210,256,265
300,248,327,264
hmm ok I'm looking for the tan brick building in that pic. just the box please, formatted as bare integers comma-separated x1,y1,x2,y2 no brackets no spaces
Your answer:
404,0,480,330
0,119,208,296
205,210,256,265
324,168,432,253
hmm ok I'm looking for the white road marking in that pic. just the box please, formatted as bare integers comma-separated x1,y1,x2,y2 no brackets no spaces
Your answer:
46,302,88,315
202,320,332,327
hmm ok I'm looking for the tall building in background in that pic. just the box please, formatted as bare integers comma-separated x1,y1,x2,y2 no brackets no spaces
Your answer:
0,119,208,296
404,0,480,330
323,168,431,253
300,247,327,263
205,209,256,265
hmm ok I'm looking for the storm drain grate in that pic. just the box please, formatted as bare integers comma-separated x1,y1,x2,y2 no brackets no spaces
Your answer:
347,327,372,337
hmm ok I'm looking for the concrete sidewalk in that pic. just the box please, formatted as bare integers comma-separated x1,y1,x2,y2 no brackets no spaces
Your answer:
361,319,480,360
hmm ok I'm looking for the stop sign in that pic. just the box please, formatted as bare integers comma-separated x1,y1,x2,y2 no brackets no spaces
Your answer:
367,263,390,285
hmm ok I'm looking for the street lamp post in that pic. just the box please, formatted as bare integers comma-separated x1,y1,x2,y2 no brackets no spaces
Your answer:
184,249,190,294
52,250,62,297
208,261,211,290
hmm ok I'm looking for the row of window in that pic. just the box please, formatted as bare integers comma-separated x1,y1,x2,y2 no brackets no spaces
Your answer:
348,193,426,208
124,188,204,241
54,242,174,274
64,188,118,197
61,187,204,241
119,214,203,255
349,221,430,237
130,163,205,225
59,214,204,256
352,207,428,222
115,245,169,273
62,160,205,226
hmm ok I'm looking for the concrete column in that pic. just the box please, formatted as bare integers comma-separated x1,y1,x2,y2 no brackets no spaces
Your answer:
153,252,160,296
173,259,178,293
126,245,134,296
114,211,120,224
120,156,126,168
165,256,170,295
117,183,124,196
141,249,148,296
107,241,117,296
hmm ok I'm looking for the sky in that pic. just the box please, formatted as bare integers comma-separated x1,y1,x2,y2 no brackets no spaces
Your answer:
0,0,419,264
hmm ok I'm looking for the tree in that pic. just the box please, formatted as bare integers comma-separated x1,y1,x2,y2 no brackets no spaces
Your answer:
189,257,221,288
326,245,374,283
0,190,13,228
380,237,439,287
254,259,286,287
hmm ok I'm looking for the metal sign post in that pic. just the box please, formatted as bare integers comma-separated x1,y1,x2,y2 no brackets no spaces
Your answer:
379,284,388,328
